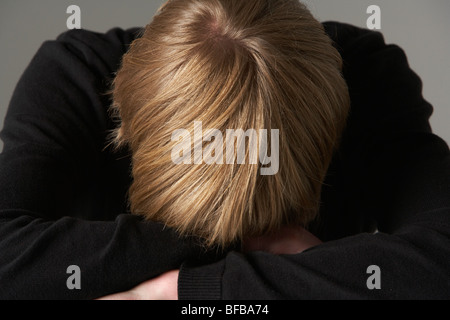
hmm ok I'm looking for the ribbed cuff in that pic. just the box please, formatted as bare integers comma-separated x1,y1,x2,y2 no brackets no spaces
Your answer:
178,259,225,300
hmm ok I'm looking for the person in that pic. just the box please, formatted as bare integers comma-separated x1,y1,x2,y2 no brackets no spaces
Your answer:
109,0,349,249
0,0,449,300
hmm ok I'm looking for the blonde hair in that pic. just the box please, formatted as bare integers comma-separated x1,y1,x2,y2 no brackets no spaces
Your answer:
111,0,350,248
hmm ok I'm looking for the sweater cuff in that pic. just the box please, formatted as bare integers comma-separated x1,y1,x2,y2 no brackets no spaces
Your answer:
178,259,225,300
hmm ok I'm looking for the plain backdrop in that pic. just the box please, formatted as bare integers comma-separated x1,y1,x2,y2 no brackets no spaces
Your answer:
1,0,449,153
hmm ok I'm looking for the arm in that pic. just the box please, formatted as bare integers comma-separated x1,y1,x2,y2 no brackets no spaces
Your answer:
176,22,450,300
0,28,204,300
97,226,321,300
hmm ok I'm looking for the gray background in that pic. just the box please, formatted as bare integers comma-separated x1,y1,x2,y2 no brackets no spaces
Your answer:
1,0,449,153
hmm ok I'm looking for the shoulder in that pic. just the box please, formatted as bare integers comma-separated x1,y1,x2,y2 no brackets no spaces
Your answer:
51,27,144,71
322,21,390,59
56,27,143,49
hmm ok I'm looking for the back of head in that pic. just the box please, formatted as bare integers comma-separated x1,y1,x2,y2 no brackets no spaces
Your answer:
112,0,350,248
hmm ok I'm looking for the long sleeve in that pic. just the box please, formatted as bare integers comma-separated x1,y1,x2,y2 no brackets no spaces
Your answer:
0,28,204,300
178,22,450,300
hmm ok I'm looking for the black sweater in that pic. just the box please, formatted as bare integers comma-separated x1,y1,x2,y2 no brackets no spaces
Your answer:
0,22,449,300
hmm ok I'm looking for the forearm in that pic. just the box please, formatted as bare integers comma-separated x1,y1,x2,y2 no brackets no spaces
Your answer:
0,210,200,300
179,216,450,300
